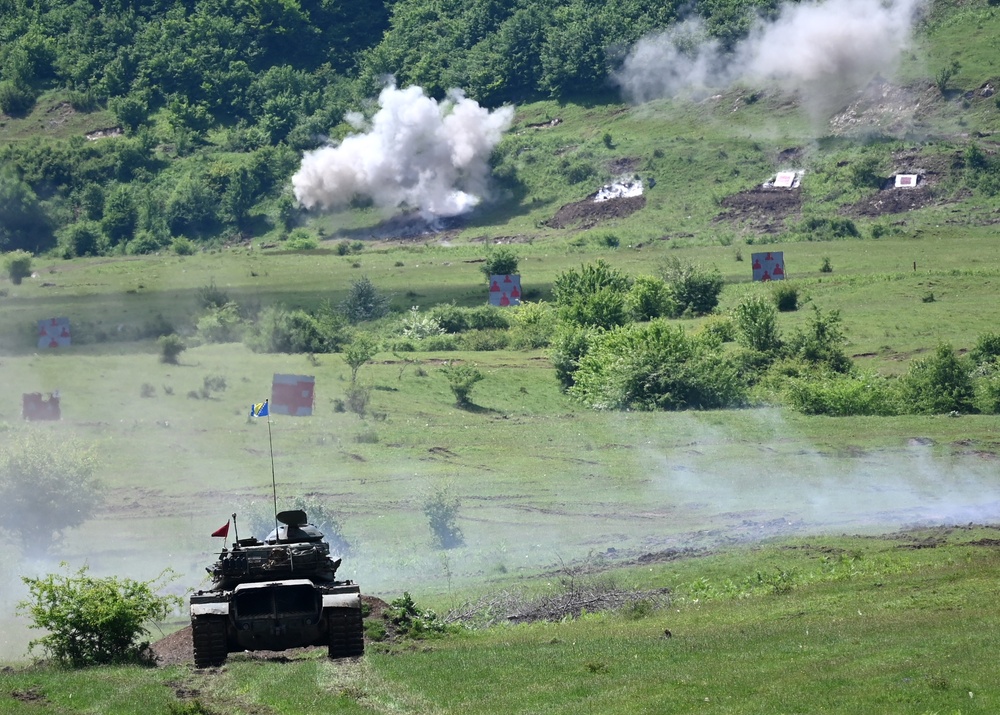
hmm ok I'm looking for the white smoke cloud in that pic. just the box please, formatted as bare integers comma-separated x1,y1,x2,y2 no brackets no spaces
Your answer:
615,0,924,118
292,83,515,219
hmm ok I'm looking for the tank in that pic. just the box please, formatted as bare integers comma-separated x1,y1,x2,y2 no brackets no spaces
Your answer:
189,509,363,668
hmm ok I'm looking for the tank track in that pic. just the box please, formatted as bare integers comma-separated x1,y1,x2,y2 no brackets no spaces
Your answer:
327,607,364,659
192,615,228,668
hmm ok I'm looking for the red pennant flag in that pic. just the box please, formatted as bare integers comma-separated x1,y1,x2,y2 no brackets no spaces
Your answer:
211,521,230,538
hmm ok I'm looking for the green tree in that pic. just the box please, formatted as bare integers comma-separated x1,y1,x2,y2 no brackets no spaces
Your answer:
480,245,519,279
423,484,464,549
0,434,103,556
3,249,33,284
785,306,852,373
102,185,138,247
341,276,391,324
0,166,51,252
343,333,379,382
18,565,181,667
58,221,105,258
553,260,633,329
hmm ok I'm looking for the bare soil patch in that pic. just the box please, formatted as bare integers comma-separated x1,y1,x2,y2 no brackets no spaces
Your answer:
546,194,646,229
714,187,802,233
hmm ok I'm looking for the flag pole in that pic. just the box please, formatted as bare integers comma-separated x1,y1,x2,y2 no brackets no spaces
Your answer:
266,402,279,540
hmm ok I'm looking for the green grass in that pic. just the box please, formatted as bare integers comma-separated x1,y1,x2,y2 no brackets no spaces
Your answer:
4,531,1000,714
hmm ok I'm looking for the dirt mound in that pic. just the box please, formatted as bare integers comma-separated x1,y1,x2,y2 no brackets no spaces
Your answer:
546,194,646,229
844,184,937,217
150,595,390,666
714,187,802,233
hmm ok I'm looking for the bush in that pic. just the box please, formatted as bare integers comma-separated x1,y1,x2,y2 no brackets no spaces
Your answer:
897,343,975,414
3,249,32,284
626,275,677,322
785,307,852,373
171,237,196,255
0,80,36,115
401,307,445,339
0,435,103,556
458,328,510,351
968,331,1000,367
442,362,484,407
699,315,736,343
18,565,181,667
771,282,799,312
285,230,318,250
384,592,450,636
507,301,558,349
246,305,347,353
798,216,860,241
340,276,390,324
551,324,596,389
423,485,464,549
569,320,746,410
467,305,511,331
480,245,519,279
158,334,186,364
732,293,781,354
429,303,470,333
659,257,724,317
197,302,244,343
783,372,900,416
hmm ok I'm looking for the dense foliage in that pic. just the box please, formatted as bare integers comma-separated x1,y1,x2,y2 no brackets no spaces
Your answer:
18,565,181,667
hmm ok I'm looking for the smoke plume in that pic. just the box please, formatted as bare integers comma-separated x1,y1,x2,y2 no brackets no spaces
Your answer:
615,0,923,119
292,83,515,219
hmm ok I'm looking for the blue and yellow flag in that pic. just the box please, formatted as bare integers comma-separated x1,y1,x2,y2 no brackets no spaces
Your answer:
250,400,269,417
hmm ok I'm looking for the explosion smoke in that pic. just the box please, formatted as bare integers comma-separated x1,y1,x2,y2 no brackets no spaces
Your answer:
615,0,924,120
292,83,515,220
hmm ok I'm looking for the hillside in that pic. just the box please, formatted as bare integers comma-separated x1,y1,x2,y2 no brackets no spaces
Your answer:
1,0,1000,712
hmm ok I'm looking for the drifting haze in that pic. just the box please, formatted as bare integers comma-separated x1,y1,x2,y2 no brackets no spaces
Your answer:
615,0,924,119
292,83,515,219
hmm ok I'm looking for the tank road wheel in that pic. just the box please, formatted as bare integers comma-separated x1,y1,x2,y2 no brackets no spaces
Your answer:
327,607,364,659
191,615,228,668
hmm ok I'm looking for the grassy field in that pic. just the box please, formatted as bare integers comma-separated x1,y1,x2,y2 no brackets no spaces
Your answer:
2,1,1000,709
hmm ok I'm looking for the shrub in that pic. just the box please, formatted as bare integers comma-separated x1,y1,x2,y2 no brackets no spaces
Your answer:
158,334,186,364
467,305,511,331
783,372,900,416
58,221,105,258
0,435,103,556
0,80,36,115
245,305,346,353
785,306,851,373
429,303,470,333
659,257,724,317
458,329,510,351
897,343,975,414
569,320,746,410
18,565,181,667
423,486,464,549
3,249,32,284
507,301,558,349
771,282,799,312
798,216,859,241
171,237,196,255
341,276,390,324
626,275,677,322
442,362,484,407
820,257,833,273
197,302,244,343
285,230,318,250
126,230,165,255
401,307,445,339
699,315,736,343
732,293,781,354
480,245,519,279
551,324,596,389
385,592,450,636
197,280,230,309
968,331,1000,367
